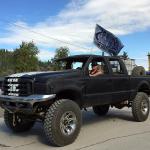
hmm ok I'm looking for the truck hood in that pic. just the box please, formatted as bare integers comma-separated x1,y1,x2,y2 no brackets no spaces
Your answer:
8,70,80,79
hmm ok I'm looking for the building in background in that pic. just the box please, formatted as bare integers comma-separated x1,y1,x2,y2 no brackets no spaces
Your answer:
146,53,150,75
119,56,136,75
147,53,150,71
123,58,136,75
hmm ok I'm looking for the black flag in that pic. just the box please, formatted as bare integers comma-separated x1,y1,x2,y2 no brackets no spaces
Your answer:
94,24,124,56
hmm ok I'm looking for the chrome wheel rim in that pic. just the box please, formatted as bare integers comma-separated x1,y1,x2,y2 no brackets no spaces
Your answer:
60,111,77,136
141,100,148,115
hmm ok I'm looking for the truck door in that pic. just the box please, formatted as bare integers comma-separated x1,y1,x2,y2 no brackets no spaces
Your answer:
84,57,113,107
108,58,130,103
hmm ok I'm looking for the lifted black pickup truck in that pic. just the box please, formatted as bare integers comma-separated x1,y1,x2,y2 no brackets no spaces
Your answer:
0,54,150,146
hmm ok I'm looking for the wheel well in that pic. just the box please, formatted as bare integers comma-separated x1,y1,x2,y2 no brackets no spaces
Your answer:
138,83,150,96
56,90,82,107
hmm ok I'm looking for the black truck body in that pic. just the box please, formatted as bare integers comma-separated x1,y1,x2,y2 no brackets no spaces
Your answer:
0,55,149,109
0,54,149,146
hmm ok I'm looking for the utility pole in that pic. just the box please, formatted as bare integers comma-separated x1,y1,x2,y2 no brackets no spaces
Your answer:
148,53,150,71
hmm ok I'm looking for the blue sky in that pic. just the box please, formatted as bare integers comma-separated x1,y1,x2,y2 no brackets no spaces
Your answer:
0,0,150,69
0,0,69,24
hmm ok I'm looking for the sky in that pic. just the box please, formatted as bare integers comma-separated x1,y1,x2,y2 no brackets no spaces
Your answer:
0,0,150,69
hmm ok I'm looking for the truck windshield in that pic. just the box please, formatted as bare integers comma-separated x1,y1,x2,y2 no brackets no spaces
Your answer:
57,60,86,70
56,57,89,71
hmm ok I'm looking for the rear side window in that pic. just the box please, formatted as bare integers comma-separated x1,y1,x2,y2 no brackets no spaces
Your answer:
72,62,83,69
109,60,124,74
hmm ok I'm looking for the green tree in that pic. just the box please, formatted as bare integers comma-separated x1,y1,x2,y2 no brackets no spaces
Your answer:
0,49,14,76
13,41,39,72
38,60,53,71
122,51,128,59
52,47,69,70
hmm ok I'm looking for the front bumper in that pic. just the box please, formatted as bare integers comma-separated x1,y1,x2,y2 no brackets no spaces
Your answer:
0,94,56,113
0,94,56,104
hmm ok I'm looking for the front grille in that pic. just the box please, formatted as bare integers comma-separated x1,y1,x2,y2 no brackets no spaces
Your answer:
3,77,33,96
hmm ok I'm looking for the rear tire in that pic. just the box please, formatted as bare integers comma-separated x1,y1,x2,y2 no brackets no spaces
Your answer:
43,99,82,147
93,105,109,116
4,110,35,132
132,66,146,76
132,92,149,122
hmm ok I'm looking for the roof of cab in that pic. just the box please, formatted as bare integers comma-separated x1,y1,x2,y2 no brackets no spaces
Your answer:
57,54,119,61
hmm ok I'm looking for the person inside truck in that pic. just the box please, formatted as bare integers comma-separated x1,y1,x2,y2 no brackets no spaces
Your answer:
89,61,104,76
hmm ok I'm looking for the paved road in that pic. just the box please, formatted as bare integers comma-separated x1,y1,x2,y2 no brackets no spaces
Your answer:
0,108,150,150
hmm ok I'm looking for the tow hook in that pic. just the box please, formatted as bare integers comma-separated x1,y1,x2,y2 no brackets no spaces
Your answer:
12,114,16,126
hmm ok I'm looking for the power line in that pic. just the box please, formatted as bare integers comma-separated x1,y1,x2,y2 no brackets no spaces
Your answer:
13,23,92,50
0,18,93,51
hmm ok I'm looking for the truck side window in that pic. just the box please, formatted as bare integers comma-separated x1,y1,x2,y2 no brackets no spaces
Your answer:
72,62,83,70
89,59,108,76
109,60,123,74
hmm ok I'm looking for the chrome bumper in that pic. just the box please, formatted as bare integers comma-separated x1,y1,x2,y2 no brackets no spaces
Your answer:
0,94,56,105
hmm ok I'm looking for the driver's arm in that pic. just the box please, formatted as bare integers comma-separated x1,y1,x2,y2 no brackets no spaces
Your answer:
90,66,104,77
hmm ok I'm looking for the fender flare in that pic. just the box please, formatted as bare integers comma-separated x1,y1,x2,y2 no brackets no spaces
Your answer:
137,81,150,92
55,86,83,107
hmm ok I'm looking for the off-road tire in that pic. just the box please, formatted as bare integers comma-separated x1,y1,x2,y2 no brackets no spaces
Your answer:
43,99,82,147
93,105,109,116
132,66,146,76
132,92,149,122
4,110,35,132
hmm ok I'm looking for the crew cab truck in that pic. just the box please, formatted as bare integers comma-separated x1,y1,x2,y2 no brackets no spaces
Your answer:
0,54,150,147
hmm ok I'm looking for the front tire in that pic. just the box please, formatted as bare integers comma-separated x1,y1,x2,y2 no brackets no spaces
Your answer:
43,99,82,147
4,110,35,132
132,92,149,122
93,105,109,116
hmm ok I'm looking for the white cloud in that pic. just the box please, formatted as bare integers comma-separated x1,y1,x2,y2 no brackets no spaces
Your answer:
0,0,150,60
37,49,55,61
